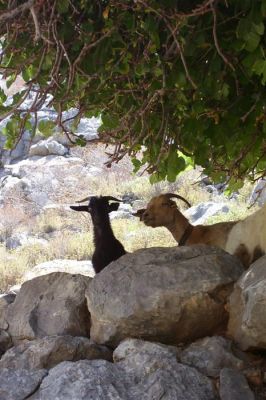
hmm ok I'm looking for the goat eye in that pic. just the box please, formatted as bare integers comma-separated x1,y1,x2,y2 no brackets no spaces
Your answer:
162,203,169,206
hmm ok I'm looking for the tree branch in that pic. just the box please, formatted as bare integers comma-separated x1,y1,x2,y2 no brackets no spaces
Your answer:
0,0,35,25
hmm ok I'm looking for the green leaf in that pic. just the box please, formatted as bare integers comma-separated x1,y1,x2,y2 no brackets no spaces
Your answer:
56,0,69,14
253,22,264,35
245,31,260,52
131,158,142,173
0,88,7,104
101,113,119,130
38,120,56,137
252,59,266,84
6,74,17,89
75,136,87,146
237,18,252,39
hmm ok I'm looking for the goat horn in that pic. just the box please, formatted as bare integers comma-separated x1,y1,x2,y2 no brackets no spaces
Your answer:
76,196,92,203
103,196,123,202
165,193,191,208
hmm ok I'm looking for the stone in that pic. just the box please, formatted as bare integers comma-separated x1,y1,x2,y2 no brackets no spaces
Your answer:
87,245,244,347
29,139,68,157
180,336,244,377
0,368,47,400
6,272,91,343
30,341,217,400
228,255,266,350
0,335,112,370
219,368,255,400
113,338,181,374
23,259,95,282
184,202,230,225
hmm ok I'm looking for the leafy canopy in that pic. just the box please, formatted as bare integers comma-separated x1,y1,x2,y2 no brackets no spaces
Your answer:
0,0,266,188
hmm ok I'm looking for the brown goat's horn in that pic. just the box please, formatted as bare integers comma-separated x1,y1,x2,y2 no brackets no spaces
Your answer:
165,193,191,208
103,196,123,202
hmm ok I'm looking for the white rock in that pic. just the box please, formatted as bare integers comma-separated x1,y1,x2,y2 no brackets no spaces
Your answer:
185,202,230,225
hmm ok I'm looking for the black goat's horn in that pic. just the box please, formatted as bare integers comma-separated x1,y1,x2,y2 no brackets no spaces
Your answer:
165,193,191,208
103,196,123,202
76,196,92,203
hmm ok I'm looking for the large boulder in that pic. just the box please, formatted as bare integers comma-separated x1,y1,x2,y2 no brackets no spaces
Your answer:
0,335,112,370
228,255,266,350
30,339,218,400
86,245,244,347
6,272,91,343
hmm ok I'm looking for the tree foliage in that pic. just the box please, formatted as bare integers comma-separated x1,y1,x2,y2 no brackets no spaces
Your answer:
0,0,266,187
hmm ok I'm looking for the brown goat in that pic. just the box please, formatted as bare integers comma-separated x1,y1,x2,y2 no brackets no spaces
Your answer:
134,193,266,268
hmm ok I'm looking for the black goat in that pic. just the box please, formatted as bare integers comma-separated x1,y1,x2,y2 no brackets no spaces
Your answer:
70,196,126,273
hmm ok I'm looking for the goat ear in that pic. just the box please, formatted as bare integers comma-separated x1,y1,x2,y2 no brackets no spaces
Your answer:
108,202,120,212
132,209,146,221
70,205,90,212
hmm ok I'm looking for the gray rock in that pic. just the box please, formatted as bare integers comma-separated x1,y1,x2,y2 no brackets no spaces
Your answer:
23,259,95,282
0,368,47,400
228,255,266,350
6,272,91,343
87,245,244,347
113,338,180,377
0,335,112,370
185,202,230,225
180,336,244,377
29,139,68,157
30,355,217,400
219,368,255,400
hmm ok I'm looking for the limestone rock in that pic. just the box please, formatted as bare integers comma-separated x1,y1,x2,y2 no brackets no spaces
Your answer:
228,255,266,350
6,272,91,343
219,368,255,400
0,368,47,400
180,336,244,377
87,245,244,347
0,335,112,370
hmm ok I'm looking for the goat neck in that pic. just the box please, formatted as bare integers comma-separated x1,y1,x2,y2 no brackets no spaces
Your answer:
91,211,115,242
166,209,192,244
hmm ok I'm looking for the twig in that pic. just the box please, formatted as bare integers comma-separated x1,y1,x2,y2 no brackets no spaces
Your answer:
211,1,235,72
